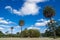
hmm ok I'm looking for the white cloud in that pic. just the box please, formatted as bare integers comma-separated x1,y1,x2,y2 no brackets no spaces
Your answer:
20,2,40,15
27,19,50,33
0,20,10,24
27,25,47,33
0,25,11,28
35,22,46,26
0,17,18,31
35,19,50,26
5,0,49,16
37,18,46,21
0,17,4,20
0,18,14,24
27,25,40,30
5,6,12,13
27,27,40,30
0,27,4,30
6,25,21,34
41,28,47,33
0,17,20,34
26,0,49,3
0,25,20,34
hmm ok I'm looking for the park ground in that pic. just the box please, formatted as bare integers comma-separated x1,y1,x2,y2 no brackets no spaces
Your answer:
0,38,60,40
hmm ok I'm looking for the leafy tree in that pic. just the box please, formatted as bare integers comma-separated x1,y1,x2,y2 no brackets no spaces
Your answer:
44,30,53,37
56,26,60,36
0,31,4,37
28,29,40,37
20,29,40,38
44,20,60,37
21,28,29,37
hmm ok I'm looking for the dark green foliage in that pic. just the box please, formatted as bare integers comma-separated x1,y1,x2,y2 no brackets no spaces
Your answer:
28,29,40,37
20,29,40,38
0,31,4,38
43,6,55,18
21,29,29,37
44,21,60,37
19,20,24,26
56,26,60,36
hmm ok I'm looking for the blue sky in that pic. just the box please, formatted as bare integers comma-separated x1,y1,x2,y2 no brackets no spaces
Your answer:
0,0,60,34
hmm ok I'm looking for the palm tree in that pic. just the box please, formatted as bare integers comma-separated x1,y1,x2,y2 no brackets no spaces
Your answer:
10,27,13,37
19,20,24,37
43,6,56,39
5,31,8,34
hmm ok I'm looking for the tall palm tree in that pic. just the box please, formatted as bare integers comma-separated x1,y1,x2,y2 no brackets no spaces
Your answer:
10,27,13,37
19,20,24,37
43,6,56,39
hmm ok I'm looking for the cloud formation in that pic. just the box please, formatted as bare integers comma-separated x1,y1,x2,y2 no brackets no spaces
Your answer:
35,19,50,26
5,0,49,16
0,17,20,34
0,17,14,24
27,25,40,30
0,27,4,30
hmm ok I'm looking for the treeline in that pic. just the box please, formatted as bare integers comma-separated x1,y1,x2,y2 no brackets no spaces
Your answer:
0,21,60,38
0,29,40,38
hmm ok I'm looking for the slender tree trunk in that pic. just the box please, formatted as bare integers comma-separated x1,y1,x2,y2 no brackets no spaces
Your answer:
11,29,12,37
53,27,56,39
21,26,22,37
10,29,13,40
50,18,56,39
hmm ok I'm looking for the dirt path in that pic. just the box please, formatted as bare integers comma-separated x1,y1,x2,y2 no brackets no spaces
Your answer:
0,38,60,40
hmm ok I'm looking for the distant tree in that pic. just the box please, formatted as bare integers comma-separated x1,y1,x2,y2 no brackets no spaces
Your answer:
16,32,20,37
0,31,4,37
5,31,9,34
17,32,20,35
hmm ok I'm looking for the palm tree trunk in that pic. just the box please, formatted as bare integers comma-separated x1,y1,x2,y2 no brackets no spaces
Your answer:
53,27,56,39
50,18,56,39
11,29,12,37
21,26,22,37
